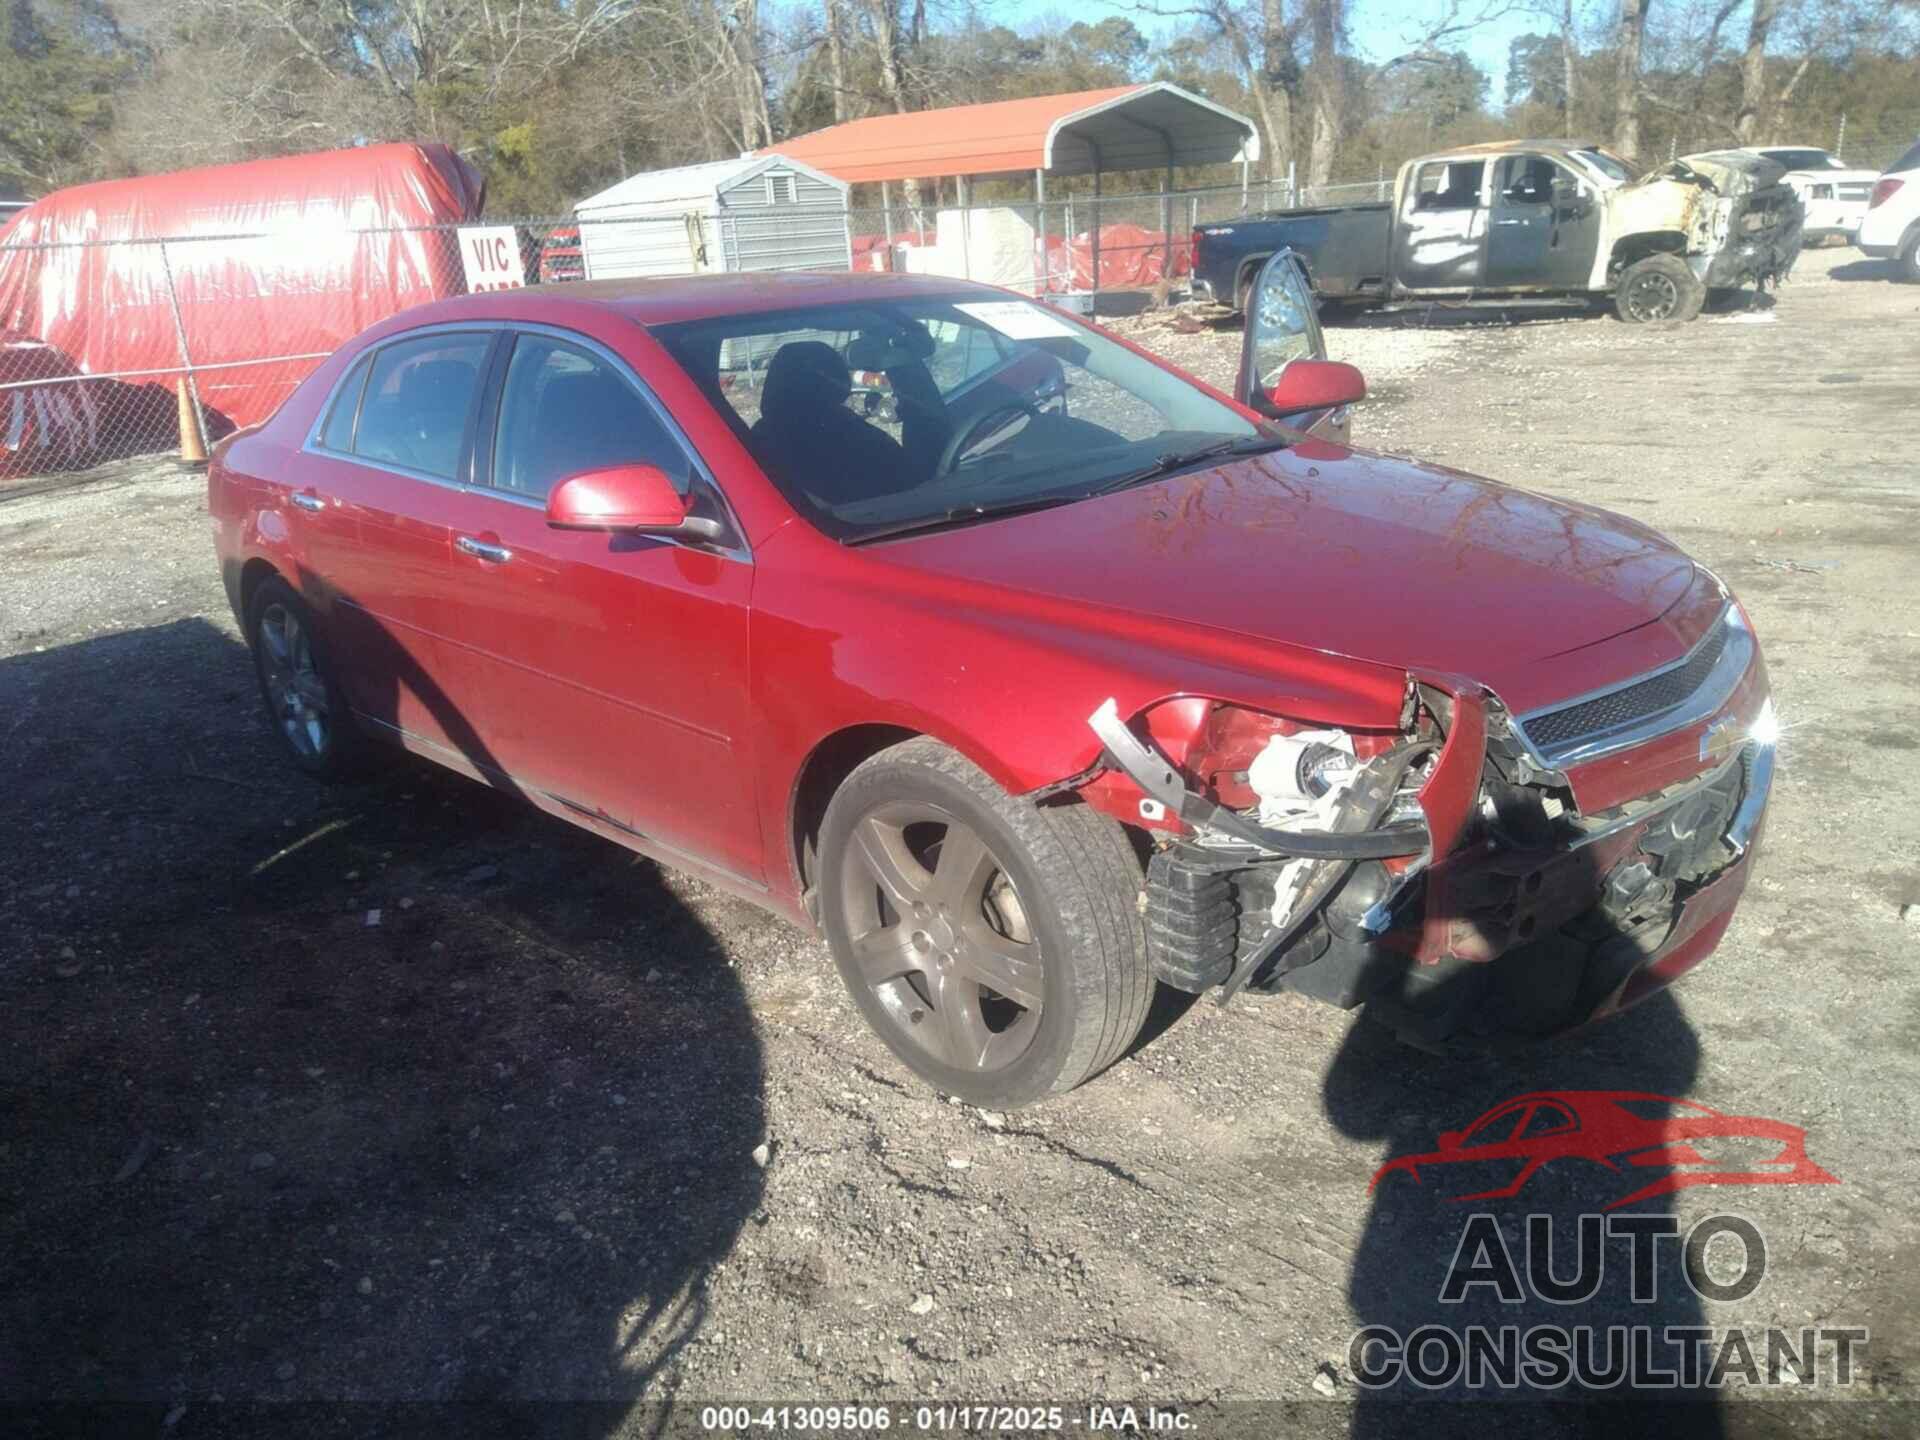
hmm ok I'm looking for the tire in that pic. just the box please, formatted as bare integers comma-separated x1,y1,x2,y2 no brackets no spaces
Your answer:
1612,253,1706,324
818,737,1152,1107
1898,228,1920,284
246,575,369,781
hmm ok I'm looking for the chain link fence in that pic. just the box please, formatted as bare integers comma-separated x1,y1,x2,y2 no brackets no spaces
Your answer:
2,122,1913,486
0,185,1294,484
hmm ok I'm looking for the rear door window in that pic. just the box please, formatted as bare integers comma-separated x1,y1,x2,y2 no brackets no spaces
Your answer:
1412,160,1486,211
352,333,491,480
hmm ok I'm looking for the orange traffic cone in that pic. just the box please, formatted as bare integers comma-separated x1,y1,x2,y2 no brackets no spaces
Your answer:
177,375,207,469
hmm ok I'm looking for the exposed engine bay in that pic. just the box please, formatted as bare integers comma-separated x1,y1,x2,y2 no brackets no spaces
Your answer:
1088,679,1773,1052
1608,150,1805,292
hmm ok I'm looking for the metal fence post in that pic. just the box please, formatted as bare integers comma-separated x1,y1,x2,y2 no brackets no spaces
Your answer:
1835,112,1847,162
156,239,208,468
882,180,894,271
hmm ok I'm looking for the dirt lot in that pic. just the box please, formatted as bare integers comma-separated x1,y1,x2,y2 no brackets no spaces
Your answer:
3,246,1917,1435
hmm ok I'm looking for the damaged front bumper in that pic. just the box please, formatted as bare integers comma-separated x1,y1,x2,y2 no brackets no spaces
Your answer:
1089,669,1776,1052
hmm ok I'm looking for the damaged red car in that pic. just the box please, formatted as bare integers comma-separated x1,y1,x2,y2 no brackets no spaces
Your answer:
210,256,1776,1108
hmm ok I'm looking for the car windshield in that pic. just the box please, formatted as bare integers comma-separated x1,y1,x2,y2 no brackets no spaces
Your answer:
1574,148,1636,183
652,294,1269,543
1762,148,1844,171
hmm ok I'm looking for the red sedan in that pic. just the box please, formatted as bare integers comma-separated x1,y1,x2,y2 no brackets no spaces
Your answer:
210,257,1777,1107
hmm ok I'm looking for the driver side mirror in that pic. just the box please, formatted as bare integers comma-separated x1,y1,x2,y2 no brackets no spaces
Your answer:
546,463,725,542
1235,246,1330,417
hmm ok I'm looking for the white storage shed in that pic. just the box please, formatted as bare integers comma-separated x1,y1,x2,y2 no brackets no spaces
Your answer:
573,155,852,281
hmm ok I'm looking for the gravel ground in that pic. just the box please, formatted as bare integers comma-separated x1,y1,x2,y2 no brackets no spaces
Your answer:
2,245,1916,1436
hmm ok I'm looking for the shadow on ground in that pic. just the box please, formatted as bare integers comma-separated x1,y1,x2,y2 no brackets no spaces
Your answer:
1325,990,1729,1437
0,618,766,1430
1825,258,1905,283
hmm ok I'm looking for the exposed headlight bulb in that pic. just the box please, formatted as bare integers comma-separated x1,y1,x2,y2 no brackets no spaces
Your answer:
1296,742,1357,798
1248,728,1358,823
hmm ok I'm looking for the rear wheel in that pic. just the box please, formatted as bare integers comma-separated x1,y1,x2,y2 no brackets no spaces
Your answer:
818,738,1152,1107
1898,228,1920,284
247,575,368,780
1613,253,1706,324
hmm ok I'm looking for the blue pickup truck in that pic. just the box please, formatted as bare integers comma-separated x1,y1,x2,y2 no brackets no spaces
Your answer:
1192,140,1804,324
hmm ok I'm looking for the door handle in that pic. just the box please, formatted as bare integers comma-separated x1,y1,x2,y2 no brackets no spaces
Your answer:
456,535,513,563
291,492,324,512
1494,218,1528,226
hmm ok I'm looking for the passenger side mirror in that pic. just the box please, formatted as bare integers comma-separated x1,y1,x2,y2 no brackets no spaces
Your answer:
1235,247,1329,416
546,463,724,541
1264,359,1367,414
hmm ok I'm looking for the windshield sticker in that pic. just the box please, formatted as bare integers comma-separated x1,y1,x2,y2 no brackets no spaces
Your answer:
954,301,1078,340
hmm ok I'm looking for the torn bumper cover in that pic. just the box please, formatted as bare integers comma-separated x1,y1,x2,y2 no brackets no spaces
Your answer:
1087,684,1776,1052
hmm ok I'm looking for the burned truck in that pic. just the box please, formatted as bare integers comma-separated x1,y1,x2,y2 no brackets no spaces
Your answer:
1192,141,1804,324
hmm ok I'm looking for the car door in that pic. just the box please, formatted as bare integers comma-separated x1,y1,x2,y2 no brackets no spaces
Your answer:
1233,249,1353,443
1486,153,1601,291
432,326,761,884
296,328,498,760
1393,157,1489,292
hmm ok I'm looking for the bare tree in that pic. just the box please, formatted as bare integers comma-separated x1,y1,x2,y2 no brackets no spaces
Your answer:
1612,0,1650,157
1304,0,1343,188
862,0,923,210
1736,0,1781,139
1135,0,1300,182
825,0,850,123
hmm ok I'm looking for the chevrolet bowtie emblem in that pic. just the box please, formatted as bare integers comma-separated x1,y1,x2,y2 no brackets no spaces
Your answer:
1700,715,1741,763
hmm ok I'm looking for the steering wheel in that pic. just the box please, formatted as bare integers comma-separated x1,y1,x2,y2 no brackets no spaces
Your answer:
938,398,1041,475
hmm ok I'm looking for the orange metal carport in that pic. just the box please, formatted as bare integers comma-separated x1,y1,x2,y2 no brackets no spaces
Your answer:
768,83,1260,293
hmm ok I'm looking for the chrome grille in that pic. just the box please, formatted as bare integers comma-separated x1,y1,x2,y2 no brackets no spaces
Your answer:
1514,607,1752,768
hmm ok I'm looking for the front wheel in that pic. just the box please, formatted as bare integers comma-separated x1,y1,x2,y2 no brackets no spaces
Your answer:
1613,253,1706,324
818,738,1152,1107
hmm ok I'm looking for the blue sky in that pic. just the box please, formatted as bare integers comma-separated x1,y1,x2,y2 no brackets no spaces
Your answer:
992,0,1546,110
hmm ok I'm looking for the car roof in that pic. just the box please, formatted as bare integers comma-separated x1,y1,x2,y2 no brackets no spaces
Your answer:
1433,139,1608,162
398,269,1008,331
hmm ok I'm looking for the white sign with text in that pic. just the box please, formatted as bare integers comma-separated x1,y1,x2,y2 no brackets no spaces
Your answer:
458,225,526,293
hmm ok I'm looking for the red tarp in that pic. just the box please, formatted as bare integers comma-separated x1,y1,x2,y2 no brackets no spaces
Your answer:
851,223,1189,291
0,143,484,432
1044,224,1191,291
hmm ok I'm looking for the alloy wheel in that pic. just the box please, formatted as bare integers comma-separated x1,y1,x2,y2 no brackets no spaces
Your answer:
836,801,1044,1075
1625,270,1680,321
257,602,330,760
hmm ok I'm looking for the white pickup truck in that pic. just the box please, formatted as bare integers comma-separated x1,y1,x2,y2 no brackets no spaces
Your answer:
1192,140,1807,324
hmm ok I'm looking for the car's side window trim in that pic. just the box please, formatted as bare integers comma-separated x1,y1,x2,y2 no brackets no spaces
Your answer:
463,331,516,491
472,321,751,562
312,351,373,454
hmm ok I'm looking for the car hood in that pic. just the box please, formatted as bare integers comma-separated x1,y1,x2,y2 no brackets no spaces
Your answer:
878,442,1701,713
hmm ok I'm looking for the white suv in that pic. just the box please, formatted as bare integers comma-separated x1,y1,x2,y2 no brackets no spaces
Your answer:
1858,138,1920,282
